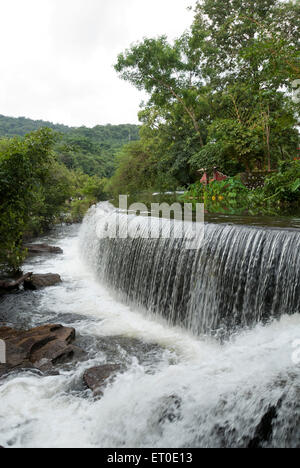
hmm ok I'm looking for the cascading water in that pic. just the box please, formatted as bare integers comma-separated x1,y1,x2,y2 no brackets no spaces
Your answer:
0,207,299,448
80,203,300,336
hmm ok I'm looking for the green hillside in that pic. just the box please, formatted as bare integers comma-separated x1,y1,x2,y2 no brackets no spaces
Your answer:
0,115,140,178
0,114,71,136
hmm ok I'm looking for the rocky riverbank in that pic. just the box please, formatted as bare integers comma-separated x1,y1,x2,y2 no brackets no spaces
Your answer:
0,242,125,397
0,243,64,295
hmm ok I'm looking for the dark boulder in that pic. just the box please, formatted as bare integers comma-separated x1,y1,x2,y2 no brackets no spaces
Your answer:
83,364,121,397
24,244,63,255
24,274,62,290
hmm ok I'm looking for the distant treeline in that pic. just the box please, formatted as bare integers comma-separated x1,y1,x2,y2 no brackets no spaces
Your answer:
0,115,72,136
0,115,140,179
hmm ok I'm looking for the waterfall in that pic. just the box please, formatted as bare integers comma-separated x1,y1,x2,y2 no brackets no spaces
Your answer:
80,203,300,336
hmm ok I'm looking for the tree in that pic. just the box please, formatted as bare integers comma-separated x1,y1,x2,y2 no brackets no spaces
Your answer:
107,141,158,196
112,0,299,192
0,128,111,272
193,0,300,88
190,83,298,173
192,0,299,171
115,36,208,150
0,129,56,271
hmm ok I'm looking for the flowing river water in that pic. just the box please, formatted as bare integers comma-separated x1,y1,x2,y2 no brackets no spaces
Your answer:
0,203,299,448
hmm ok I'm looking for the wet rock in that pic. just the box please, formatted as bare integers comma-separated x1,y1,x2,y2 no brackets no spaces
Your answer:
0,362,42,379
32,340,76,365
83,364,121,397
24,244,63,255
28,359,60,376
24,274,62,290
0,324,78,378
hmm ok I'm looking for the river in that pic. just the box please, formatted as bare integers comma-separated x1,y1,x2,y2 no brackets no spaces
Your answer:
0,204,299,448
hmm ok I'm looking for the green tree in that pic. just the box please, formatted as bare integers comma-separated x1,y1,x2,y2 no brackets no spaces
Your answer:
193,0,299,87
115,36,208,150
112,0,299,192
0,129,56,271
107,141,158,196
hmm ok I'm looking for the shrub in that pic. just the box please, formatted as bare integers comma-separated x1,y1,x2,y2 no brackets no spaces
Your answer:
262,160,300,202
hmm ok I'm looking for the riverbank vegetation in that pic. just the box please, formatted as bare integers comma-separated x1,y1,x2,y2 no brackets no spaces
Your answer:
0,129,107,272
182,160,300,216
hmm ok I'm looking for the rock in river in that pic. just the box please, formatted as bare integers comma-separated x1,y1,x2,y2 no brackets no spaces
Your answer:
83,364,121,397
24,274,62,290
24,244,63,255
0,324,81,378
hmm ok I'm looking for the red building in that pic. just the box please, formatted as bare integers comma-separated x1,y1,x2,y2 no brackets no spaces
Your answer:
199,168,228,185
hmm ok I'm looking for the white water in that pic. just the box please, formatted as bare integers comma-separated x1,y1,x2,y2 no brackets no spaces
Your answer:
0,223,299,448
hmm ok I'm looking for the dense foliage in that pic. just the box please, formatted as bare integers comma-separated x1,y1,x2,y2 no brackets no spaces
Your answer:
112,0,299,195
0,129,107,272
182,161,300,216
261,160,300,203
0,129,58,270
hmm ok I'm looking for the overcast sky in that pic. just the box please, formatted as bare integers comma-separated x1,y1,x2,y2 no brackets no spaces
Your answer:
0,0,196,127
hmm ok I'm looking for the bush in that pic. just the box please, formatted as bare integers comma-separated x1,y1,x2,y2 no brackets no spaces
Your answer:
262,160,300,202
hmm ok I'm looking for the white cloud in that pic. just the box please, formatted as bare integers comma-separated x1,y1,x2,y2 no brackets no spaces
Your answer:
0,0,196,126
